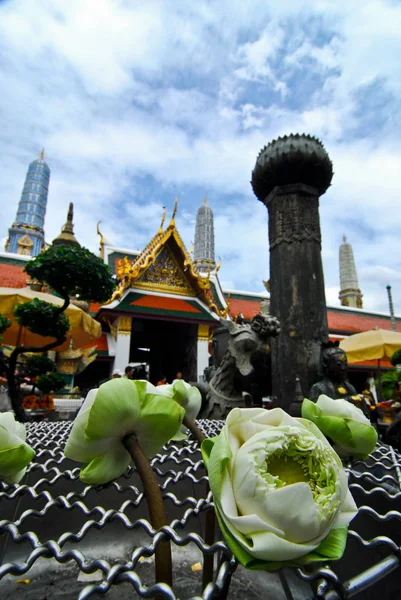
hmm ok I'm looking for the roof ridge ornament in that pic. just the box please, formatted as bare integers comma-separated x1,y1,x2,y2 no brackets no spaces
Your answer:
168,197,178,228
97,221,105,259
158,206,166,234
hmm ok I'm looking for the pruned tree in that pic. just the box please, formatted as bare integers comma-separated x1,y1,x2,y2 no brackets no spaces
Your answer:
0,244,115,421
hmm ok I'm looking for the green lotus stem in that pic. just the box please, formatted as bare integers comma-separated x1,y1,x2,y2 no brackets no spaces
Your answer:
183,415,205,445
182,416,215,590
202,507,216,591
123,433,172,589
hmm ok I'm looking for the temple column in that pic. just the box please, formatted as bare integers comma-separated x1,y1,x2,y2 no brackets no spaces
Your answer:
251,134,333,414
197,324,210,381
113,317,132,372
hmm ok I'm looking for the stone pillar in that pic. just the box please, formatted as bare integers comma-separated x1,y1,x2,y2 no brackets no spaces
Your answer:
197,324,210,381
114,317,132,372
251,134,333,414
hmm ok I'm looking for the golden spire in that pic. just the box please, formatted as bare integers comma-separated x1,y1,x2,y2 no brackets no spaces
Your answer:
168,197,178,228
97,221,105,259
204,195,208,205
39,148,45,161
158,207,166,234
52,202,80,247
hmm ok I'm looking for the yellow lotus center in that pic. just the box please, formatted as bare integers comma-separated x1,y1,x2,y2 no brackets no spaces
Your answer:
267,456,308,486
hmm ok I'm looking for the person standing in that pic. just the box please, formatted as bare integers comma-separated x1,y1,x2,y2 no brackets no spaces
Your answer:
124,366,133,379
173,371,183,384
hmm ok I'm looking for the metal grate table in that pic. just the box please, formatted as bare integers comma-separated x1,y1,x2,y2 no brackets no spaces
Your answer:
0,420,400,599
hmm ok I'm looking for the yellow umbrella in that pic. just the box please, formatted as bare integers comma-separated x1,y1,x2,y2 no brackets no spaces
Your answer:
339,328,401,363
0,287,101,351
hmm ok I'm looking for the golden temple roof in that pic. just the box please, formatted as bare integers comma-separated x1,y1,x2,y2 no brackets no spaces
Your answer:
106,202,228,317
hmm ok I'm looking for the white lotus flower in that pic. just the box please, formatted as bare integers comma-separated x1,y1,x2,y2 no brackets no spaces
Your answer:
64,378,185,485
156,380,201,440
302,395,378,458
0,412,35,484
202,407,357,568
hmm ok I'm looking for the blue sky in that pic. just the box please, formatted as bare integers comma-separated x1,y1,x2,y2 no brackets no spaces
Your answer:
0,0,400,313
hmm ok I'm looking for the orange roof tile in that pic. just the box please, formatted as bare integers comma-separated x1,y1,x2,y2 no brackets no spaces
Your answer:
131,295,201,313
89,301,101,313
328,310,401,334
229,298,261,319
0,264,28,288
82,333,108,351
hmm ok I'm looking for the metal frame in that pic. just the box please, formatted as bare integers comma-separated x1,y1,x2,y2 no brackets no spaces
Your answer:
0,420,400,599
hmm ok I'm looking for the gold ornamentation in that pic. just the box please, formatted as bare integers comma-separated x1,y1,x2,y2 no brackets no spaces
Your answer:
135,245,195,296
17,234,33,256
105,200,229,317
337,386,347,394
97,221,105,259
198,324,209,341
168,197,178,228
118,317,132,336
158,207,166,234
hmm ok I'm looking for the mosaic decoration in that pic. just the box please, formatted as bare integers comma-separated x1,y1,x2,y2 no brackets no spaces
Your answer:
135,245,195,296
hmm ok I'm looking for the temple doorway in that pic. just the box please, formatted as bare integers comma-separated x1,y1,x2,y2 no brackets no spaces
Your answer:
129,318,198,384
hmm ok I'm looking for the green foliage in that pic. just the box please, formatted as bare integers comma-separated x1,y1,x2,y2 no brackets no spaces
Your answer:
25,245,115,303
379,370,401,400
390,349,401,366
25,355,55,377
36,372,66,394
14,299,70,339
0,315,11,335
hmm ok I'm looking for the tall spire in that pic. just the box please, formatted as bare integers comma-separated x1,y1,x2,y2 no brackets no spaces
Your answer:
6,151,50,256
194,196,216,273
52,202,80,247
339,235,363,308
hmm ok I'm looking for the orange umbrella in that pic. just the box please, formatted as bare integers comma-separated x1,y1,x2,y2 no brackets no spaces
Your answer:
0,287,101,351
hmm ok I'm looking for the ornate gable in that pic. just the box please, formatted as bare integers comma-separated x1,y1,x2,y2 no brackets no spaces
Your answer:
106,201,229,317
135,245,195,296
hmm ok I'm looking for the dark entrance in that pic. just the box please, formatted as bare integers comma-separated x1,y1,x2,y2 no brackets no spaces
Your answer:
129,318,198,384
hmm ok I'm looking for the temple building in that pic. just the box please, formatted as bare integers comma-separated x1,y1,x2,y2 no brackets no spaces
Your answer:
339,235,363,308
5,150,50,257
1,152,400,392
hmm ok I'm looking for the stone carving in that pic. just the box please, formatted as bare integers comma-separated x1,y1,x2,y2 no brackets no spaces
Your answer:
203,314,280,419
309,341,369,416
251,134,332,414
251,134,333,202
268,192,321,248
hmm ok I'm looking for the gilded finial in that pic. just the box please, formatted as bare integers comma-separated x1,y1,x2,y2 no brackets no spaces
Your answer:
97,221,105,259
342,234,347,243
168,197,178,228
52,202,80,247
203,195,208,205
189,242,194,255
215,256,222,272
39,148,45,161
158,207,166,234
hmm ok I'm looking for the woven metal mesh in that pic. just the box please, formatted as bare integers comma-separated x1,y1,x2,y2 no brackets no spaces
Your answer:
0,419,400,599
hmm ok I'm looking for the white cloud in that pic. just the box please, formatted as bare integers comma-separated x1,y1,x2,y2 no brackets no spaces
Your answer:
0,0,400,317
